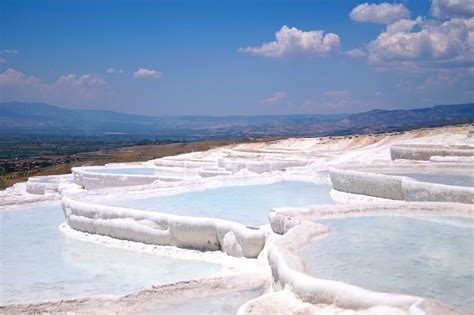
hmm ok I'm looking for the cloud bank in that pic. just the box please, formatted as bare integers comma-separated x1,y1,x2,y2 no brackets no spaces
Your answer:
133,68,161,78
0,68,112,107
347,48,367,58
0,49,19,64
239,25,340,58
350,2,410,24
259,91,288,104
431,0,474,18
106,68,123,75
367,16,474,69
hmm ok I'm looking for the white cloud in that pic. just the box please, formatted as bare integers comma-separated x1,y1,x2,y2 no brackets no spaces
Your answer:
386,18,421,34
0,69,47,100
0,49,20,64
259,91,288,104
350,2,410,24
1,49,19,55
347,48,367,58
106,68,123,75
0,68,25,82
52,74,109,101
239,25,340,58
367,16,474,70
133,68,161,79
431,0,474,18
0,68,112,107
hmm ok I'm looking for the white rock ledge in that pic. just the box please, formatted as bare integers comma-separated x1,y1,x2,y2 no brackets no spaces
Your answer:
25,174,72,195
72,166,182,190
62,197,266,258
390,144,474,161
329,166,474,204
217,158,308,173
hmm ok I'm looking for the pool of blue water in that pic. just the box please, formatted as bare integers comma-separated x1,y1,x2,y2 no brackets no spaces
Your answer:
299,216,474,313
383,172,473,187
101,181,333,226
84,167,158,176
0,204,221,304
30,177,59,183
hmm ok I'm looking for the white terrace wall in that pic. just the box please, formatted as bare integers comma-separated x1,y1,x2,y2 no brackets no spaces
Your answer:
25,175,70,195
153,158,215,168
329,167,473,204
217,158,308,173
330,168,405,200
72,169,165,190
26,180,58,195
62,197,266,258
390,145,474,161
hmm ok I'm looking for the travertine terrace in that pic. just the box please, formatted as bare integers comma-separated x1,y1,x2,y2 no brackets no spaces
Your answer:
1,124,473,314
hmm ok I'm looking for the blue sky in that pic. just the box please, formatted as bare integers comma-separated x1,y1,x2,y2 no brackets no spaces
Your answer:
0,0,472,116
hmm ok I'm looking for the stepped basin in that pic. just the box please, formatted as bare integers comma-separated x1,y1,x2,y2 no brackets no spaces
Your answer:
84,166,200,178
298,215,474,313
26,175,67,195
382,172,473,187
99,180,333,226
0,203,222,304
83,167,159,175
329,166,474,203
71,166,199,189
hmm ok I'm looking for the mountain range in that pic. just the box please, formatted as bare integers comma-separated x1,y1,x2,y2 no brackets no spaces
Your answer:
0,102,472,138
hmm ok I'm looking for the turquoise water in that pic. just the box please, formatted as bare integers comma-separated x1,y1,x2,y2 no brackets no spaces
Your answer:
85,167,158,175
299,216,474,313
101,181,333,226
30,176,58,183
0,204,221,304
383,172,473,187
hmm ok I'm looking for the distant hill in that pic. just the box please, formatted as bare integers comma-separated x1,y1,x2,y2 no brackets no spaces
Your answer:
325,104,474,135
0,101,472,138
0,102,159,134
